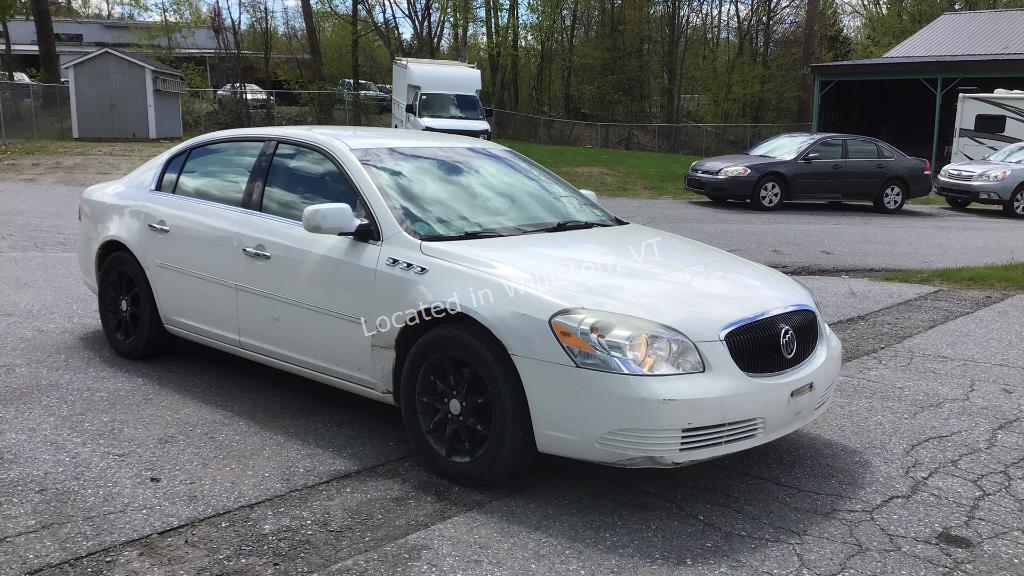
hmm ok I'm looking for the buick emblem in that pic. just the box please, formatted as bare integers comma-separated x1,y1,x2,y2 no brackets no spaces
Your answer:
779,324,797,359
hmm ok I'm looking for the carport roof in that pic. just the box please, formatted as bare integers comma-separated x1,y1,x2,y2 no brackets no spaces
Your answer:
812,9,1024,78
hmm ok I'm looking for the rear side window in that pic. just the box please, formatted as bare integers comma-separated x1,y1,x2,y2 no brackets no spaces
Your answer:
158,151,187,192
847,139,880,160
261,144,360,221
175,142,264,207
975,114,1006,134
806,139,843,161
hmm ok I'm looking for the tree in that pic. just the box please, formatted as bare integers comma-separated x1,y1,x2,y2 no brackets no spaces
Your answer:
796,0,819,122
0,0,18,82
299,0,326,84
29,0,59,83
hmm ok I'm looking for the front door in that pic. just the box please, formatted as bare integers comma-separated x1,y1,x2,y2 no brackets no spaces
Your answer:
793,138,845,199
142,140,266,346
235,142,382,385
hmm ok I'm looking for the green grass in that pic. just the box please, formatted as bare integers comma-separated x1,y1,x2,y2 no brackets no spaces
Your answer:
880,263,1024,290
499,139,699,198
0,139,175,157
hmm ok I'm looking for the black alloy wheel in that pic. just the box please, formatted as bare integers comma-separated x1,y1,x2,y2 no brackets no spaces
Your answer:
945,196,971,210
97,251,173,358
400,322,535,484
415,352,494,463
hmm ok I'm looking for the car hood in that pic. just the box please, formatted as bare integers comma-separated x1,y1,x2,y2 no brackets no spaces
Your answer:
420,117,490,132
419,224,814,342
946,160,1023,174
692,154,781,173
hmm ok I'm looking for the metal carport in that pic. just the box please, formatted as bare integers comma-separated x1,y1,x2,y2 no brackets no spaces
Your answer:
811,9,1024,171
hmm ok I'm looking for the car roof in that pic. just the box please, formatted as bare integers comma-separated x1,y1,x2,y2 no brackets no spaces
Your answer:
191,126,502,150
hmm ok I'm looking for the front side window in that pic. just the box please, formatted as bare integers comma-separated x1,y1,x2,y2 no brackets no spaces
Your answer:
847,139,880,160
747,134,820,160
174,141,264,207
805,139,843,161
353,147,618,240
261,144,361,221
417,93,485,120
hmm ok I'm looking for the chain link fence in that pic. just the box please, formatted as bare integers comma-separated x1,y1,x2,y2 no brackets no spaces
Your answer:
490,109,811,156
182,89,393,136
0,82,72,144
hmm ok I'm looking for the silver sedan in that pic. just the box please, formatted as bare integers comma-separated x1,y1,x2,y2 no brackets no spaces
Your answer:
936,143,1024,218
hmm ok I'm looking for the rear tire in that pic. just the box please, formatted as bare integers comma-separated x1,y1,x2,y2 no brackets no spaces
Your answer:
400,322,535,485
874,180,906,213
97,251,174,358
1005,187,1024,218
945,196,971,210
750,176,784,211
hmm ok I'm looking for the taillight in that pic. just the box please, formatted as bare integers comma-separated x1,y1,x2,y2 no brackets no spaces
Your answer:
923,160,932,174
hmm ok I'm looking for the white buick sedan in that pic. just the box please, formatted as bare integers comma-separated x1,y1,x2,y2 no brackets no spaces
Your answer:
78,127,842,484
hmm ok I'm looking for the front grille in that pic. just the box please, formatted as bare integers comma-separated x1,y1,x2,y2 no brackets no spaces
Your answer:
597,418,765,456
691,168,718,176
944,171,975,182
724,309,818,375
685,176,706,190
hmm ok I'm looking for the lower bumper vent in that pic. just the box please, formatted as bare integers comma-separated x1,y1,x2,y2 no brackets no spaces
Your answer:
597,418,766,456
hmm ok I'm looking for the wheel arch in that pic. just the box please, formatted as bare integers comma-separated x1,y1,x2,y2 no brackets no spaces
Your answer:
390,308,516,407
95,238,137,278
758,171,792,197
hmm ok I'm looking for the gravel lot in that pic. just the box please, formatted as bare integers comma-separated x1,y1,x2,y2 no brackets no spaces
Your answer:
1,167,1022,575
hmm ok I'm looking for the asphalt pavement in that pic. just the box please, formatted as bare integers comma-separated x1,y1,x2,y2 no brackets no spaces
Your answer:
1,180,1022,575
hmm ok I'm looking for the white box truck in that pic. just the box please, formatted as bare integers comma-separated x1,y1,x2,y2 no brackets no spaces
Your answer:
392,58,492,139
950,89,1024,164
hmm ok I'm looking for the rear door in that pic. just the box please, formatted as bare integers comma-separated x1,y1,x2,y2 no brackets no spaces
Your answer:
793,138,845,199
142,140,267,346
843,139,888,199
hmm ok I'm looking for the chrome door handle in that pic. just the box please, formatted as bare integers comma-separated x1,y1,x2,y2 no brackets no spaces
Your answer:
242,246,271,260
147,222,170,233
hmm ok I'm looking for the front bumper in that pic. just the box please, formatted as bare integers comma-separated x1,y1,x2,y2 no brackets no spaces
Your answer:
514,322,842,467
685,172,755,199
935,175,1014,205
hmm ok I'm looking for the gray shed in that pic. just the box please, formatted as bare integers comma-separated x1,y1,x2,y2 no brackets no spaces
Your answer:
61,47,186,140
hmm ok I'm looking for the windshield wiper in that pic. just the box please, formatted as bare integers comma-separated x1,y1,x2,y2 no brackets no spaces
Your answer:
422,230,508,241
524,220,614,234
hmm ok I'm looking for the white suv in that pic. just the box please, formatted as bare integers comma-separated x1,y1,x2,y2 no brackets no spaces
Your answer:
78,127,842,483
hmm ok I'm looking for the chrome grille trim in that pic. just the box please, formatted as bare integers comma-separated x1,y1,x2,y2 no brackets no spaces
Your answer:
597,418,766,456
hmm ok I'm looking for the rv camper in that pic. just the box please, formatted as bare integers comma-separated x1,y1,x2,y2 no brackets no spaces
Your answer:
391,58,492,139
951,89,1024,164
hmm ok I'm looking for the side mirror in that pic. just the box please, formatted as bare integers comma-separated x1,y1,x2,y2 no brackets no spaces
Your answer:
802,153,820,162
302,203,361,235
579,189,598,203
405,103,415,114
484,107,494,118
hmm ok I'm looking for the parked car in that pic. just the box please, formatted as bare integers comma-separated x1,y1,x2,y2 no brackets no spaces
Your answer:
376,83,392,95
686,133,932,213
936,142,1024,218
392,58,492,139
337,79,390,113
77,127,842,484
215,83,274,108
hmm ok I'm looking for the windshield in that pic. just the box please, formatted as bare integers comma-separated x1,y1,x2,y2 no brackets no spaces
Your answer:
353,147,620,239
987,143,1024,164
747,134,820,159
418,93,485,120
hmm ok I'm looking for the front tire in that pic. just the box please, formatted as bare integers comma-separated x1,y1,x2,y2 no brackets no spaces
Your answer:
400,322,535,484
874,180,906,213
97,251,173,358
945,196,971,210
1005,187,1024,218
751,176,784,211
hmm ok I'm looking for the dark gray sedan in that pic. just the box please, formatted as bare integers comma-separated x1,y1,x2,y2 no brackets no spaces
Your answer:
685,133,933,213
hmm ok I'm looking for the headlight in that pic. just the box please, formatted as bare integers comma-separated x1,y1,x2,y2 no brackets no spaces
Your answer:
719,166,751,177
939,165,949,177
978,170,1010,182
690,160,698,171
549,309,704,375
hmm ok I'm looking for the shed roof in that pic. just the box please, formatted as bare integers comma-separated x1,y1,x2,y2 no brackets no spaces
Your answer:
61,47,182,75
885,9,1024,58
